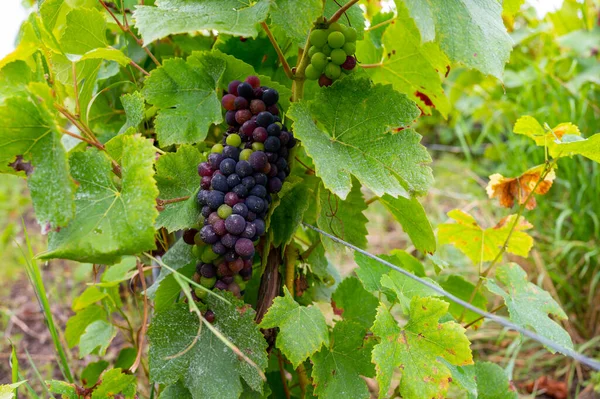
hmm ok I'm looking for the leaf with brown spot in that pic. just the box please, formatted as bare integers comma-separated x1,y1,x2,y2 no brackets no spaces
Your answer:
486,164,556,210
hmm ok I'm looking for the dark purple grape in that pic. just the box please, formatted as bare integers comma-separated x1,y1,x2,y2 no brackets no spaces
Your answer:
246,75,261,88
240,120,257,137
227,174,241,188
237,82,254,99
224,192,240,206
204,310,216,323
239,265,252,279
249,151,268,171
276,157,287,171
232,203,248,218
206,191,225,209
221,233,238,248
235,160,253,178
232,184,248,198
201,176,212,190
266,152,278,163
208,153,224,169
213,219,227,236
267,177,283,194
319,75,333,87
341,56,357,70
225,110,237,125
228,258,244,273
225,214,246,235
242,222,256,239
268,164,278,177
235,109,252,125
222,146,240,161
252,127,268,142
222,276,235,284
277,171,287,181
273,115,282,123
264,136,281,152
225,251,238,262
262,88,279,106
200,263,216,278
221,94,236,110
256,111,274,127
254,173,268,186
183,229,198,245
211,174,228,192
253,219,266,236
197,190,209,206
201,205,212,218
267,123,281,137
278,147,289,159
250,99,266,115
200,225,219,244
220,158,237,175
198,162,213,177
254,87,264,98
267,105,279,115
287,135,297,149
228,80,242,96
234,96,248,110
235,238,255,258
215,280,228,290
242,176,255,189
246,195,265,213
250,185,267,198
247,211,257,222
212,242,227,255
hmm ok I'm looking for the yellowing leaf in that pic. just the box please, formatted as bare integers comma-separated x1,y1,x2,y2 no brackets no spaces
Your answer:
486,164,556,210
438,210,533,264
514,116,581,146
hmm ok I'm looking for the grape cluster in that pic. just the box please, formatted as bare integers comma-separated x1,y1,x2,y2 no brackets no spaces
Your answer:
305,22,357,86
184,76,296,301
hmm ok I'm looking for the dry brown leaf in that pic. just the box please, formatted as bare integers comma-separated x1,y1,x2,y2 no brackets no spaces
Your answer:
486,165,556,210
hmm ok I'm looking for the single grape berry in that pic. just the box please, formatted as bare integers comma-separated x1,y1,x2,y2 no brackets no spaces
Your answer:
343,42,356,55
208,153,224,169
199,263,216,278
219,158,237,175
267,105,279,116
235,109,252,125
311,52,328,71
264,136,281,152
329,22,343,32
200,225,219,244
240,120,257,136
330,48,347,65
227,174,241,188
228,80,242,96
249,151,268,171
228,258,244,273
246,75,261,89
234,96,248,110
253,219,266,236
212,242,227,255
183,229,198,245
235,160,253,178
250,184,267,198
242,176,255,189
200,276,216,289
206,191,225,209
214,280,228,290
328,31,345,48
309,29,328,48
211,143,224,154
211,174,229,192
319,74,333,87
237,82,254,99
239,149,253,161
252,127,268,142
341,56,357,70
222,145,240,161
343,26,358,43
225,110,237,126
321,44,332,56
201,205,212,218
204,310,216,323
308,45,319,58
254,173,268,186
242,222,256,239
213,219,227,236
198,162,213,177
252,142,265,151
221,233,238,248
232,202,249,218
268,177,283,193
267,123,281,137
246,195,265,213
235,238,255,258
262,89,279,106
221,94,236,110
224,192,240,206
250,99,266,115
256,111,274,127
226,133,242,147
217,204,233,219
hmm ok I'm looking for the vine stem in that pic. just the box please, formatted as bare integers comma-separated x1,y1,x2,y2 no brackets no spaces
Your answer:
366,17,396,31
129,60,150,76
277,352,292,399
365,196,379,206
327,0,360,24
458,159,557,322
360,63,382,69
464,304,505,329
156,196,190,207
130,260,149,373
261,22,293,80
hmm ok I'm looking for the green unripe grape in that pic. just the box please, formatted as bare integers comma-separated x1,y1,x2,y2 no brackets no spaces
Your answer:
234,275,244,285
343,26,357,43
200,276,217,289
200,246,220,263
194,232,205,246
330,49,347,65
325,62,341,80
226,133,242,147
192,245,203,258
328,22,343,32
309,29,328,48
342,42,356,55
237,280,247,291
211,143,224,154
321,44,332,56
308,46,320,58
217,204,232,219
310,52,328,71
240,148,253,161
194,287,208,300
327,31,345,49
304,64,320,80
252,142,264,151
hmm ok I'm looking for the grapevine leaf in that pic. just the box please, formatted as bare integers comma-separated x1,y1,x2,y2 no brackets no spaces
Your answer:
155,145,204,232
134,0,271,45
354,252,391,294
398,0,512,78
317,181,368,254
324,0,365,39
331,277,378,329
60,8,107,55
380,269,442,313
72,286,107,311
270,0,322,45
486,164,556,210
0,61,33,104
41,134,159,264
441,276,487,329
79,320,117,357
486,263,573,353
270,178,311,247
380,194,436,254
311,320,375,399
372,297,473,399
437,210,533,264
78,48,132,66
367,4,450,116
259,287,329,368
119,92,145,134
98,257,137,288
549,133,600,163
141,54,225,146
288,75,432,200
91,369,136,399
148,293,268,398
154,263,195,312
146,238,196,299
65,305,105,348
446,361,517,399
160,382,193,399
46,381,77,399
81,361,109,387
0,94,76,227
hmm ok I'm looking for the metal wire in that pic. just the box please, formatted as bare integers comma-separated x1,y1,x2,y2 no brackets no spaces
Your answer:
303,223,600,371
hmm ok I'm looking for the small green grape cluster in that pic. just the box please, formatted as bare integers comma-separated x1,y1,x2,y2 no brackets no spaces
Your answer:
305,22,358,86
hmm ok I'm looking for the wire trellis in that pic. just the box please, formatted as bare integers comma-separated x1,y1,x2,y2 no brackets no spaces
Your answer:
303,223,600,371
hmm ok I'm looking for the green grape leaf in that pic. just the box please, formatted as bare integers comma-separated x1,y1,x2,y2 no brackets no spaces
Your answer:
146,238,196,299
65,305,105,348
270,0,322,45
372,297,473,399
155,145,204,232
161,382,193,399
259,287,329,368
446,361,517,399
486,263,573,353
380,269,442,313
380,194,436,254
441,276,487,329
91,368,136,399
0,94,75,227
311,320,375,399
141,54,225,147
40,134,159,264
438,210,534,264
0,61,33,104
154,263,195,312
331,277,378,329
324,0,365,39
317,181,368,254
503,0,525,17
78,48,132,66
47,380,77,399
288,76,432,200
270,178,311,247
98,257,137,288
119,92,145,134
367,4,450,116
398,0,512,78
79,320,117,357
81,361,109,387
549,133,600,163
134,0,271,45
148,293,268,399
60,8,107,55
